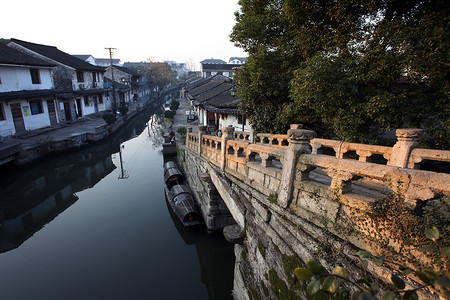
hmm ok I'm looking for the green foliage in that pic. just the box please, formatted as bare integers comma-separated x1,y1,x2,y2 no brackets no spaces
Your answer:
118,106,129,115
170,100,180,111
232,0,449,147
257,241,266,258
176,126,187,136
268,269,299,300
362,191,449,269
294,228,450,299
268,193,278,205
102,113,116,125
164,110,176,119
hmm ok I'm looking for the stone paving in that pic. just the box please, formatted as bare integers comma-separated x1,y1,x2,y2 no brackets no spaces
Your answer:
172,96,198,140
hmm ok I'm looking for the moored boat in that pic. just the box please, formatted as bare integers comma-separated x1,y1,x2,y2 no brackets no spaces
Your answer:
163,161,201,226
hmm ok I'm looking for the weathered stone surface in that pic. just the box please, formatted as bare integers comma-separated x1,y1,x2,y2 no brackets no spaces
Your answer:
179,125,448,300
223,224,245,244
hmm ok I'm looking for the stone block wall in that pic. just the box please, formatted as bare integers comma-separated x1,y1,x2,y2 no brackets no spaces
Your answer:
177,146,235,232
181,125,449,299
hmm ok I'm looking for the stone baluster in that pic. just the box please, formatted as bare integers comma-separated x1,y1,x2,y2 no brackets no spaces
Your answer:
198,125,207,155
221,125,235,170
389,129,422,168
356,150,372,162
249,128,256,144
278,124,316,208
260,153,272,168
327,168,354,195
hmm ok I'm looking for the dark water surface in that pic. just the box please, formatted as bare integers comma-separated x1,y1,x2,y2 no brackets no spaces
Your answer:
0,109,235,300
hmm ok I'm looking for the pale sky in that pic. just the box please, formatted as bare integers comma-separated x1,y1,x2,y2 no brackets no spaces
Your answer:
2,0,247,70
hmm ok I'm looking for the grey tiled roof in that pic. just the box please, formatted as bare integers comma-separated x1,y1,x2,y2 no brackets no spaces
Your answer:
9,39,105,72
0,43,56,67
0,89,58,100
113,65,140,76
200,58,226,64
201,64,241,71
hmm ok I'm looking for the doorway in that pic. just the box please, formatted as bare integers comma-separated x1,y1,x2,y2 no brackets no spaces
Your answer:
64,102,72,121
10,103,26,133
47,99,57,125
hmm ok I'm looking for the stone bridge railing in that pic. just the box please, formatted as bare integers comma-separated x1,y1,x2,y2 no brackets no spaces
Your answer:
184,124,449,298
187,124,450,209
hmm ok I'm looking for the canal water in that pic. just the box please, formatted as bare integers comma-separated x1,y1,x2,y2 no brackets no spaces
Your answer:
0,108,235,300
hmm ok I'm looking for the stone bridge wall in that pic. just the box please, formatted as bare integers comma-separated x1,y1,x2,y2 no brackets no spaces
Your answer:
179,124,450,299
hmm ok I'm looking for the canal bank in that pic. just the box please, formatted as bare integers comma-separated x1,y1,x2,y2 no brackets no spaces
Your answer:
0,86,181,167
0,102,235,300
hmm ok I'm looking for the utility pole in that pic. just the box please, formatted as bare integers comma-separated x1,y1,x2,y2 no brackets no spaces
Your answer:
105,47,117,113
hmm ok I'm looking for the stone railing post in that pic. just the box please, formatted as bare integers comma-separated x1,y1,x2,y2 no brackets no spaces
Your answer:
278,124,316,208
186,127,193,149
198,125,207,155
221,125,235,170
389,129,422,168
249,128,256,144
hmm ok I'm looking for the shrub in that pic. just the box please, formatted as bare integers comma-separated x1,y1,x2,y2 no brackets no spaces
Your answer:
170,100,180,111
176,126,187,136
165,110,176,119
102,113,116,125
118,106,129,115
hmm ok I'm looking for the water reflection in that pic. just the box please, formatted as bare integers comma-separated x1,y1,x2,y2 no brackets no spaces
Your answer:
0,106,235,300
0,109,157,252
166,200,235,300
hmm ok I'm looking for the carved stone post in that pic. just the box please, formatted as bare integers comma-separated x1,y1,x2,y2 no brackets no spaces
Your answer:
198,125,207,155
260,153,272,168
278,124,316,208
186,127,193,150
221,125,235,170
389,129,423,168
249,128,256,144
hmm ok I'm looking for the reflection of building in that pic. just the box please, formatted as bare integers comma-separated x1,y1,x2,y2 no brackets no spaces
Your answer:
0,152,116,253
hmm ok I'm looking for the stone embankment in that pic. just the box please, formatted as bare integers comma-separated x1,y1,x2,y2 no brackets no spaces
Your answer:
178,123,449,299
0,86,181,167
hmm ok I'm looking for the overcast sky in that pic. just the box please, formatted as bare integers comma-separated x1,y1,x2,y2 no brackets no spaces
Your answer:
2,0,247,70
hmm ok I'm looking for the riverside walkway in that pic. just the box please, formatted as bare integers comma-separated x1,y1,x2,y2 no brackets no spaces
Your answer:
0,94,154,166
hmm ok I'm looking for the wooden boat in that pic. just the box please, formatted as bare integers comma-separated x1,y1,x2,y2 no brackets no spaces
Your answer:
163,161,201,226
162,136,176,156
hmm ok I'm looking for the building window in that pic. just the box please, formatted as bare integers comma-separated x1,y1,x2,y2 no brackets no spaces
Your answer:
237,115,246,125
77,71,84,82
0,103,5,120
30,69,41,84
99,95,103,104
84,96,89,106
92,72,97,83
30,100,43,115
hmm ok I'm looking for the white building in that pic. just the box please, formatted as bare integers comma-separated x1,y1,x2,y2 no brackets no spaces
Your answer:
8,39,110,122
0,43,58,138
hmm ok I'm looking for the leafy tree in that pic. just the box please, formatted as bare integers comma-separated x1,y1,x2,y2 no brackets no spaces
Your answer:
144,60,177,95
232,0,449,146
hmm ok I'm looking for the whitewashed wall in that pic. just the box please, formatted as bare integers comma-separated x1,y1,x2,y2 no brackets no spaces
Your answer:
0,103,15,137
0,99,51,133
0,66,53,92
219,114,251,132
